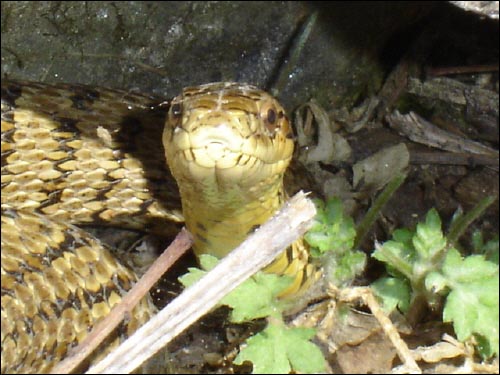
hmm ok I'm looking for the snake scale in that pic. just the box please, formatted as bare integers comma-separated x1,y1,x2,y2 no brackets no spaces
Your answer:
1,79,319,373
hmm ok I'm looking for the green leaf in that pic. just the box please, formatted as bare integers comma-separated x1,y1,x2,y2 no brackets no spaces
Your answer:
305,198,356,256
412,208,447,260
425,271,448,294
286,328,327,373
234,323,326,374
178,266,206,288
371,206,499,358
371,277,411,313
179,254,293,322
443,276,499,357
306,198,361,286
178,254,219,287
441,249,498,283
392,228,414,249
222,273,291,322
333,250,366,285
475,334,496,359
372,240,414,279
431,248,500,357
472,231,499,264
484,238,499,265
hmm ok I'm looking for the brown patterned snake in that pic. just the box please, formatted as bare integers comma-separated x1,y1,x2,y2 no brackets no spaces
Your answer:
1,80,319,373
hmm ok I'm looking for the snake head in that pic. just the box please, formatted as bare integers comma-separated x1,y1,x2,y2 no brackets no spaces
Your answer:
163,82,294,257
163,82,294,187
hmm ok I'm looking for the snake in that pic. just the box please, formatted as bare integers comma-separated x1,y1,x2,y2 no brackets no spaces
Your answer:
1,79,319,373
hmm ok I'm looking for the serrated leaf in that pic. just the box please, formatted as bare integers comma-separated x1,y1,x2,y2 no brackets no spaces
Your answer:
305,197,356,255
370,206,499,358
373,240,408,265
285,327,327,373
179,255,291,323
234,323,326,374
222,273,291,322
412,208,446,259
333,250,366,285
235,324,290,374
372,277,411,313
372,240,414,279
178,254,219,287
392,228,414,248
443,277,499,355
178,266,207,287
442,249,498,283
438,249,500,357
305,230,333,252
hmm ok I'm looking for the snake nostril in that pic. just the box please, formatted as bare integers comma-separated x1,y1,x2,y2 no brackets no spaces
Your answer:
171,103,182,117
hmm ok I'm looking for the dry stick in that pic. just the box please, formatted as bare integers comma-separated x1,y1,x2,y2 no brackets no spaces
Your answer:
333,286,421,374
87,191,317,374
51,228,193,375
426,64,499,77
409,151,499,167
386,111,499,157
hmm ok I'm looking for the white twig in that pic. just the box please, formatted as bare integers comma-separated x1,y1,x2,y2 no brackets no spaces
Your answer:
87,191,317,374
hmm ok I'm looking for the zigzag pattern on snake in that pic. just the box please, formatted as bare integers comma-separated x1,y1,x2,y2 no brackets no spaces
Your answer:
1,80,319,373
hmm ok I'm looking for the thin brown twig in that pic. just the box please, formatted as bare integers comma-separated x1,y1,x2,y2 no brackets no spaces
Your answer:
409,150,499,167
51,228,193,374
329,285,421,374
426,64,499,77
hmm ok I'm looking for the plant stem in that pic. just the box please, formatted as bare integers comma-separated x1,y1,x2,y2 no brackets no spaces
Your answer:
355,173,406,249
447,196,496,247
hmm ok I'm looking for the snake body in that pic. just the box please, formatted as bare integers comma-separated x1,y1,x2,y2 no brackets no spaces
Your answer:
1,80,318,373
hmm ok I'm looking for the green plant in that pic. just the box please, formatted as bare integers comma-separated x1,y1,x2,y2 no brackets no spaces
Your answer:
180,194,498,372
372,205,499,358
305,197,366,286
179,254,327,374
180,197,368,373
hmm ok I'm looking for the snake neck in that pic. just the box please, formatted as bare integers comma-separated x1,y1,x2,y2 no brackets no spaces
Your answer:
179,174,286,258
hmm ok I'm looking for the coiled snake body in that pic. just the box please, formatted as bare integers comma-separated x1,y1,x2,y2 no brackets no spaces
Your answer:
1,80,317,373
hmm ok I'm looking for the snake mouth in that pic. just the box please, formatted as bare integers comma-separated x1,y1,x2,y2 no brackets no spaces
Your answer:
168,119,246,171
170,138,262,186
188,122,245,169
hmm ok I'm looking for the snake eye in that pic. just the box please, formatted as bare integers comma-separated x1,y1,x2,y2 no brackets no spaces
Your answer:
261,102,279,133
267,108,276,125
